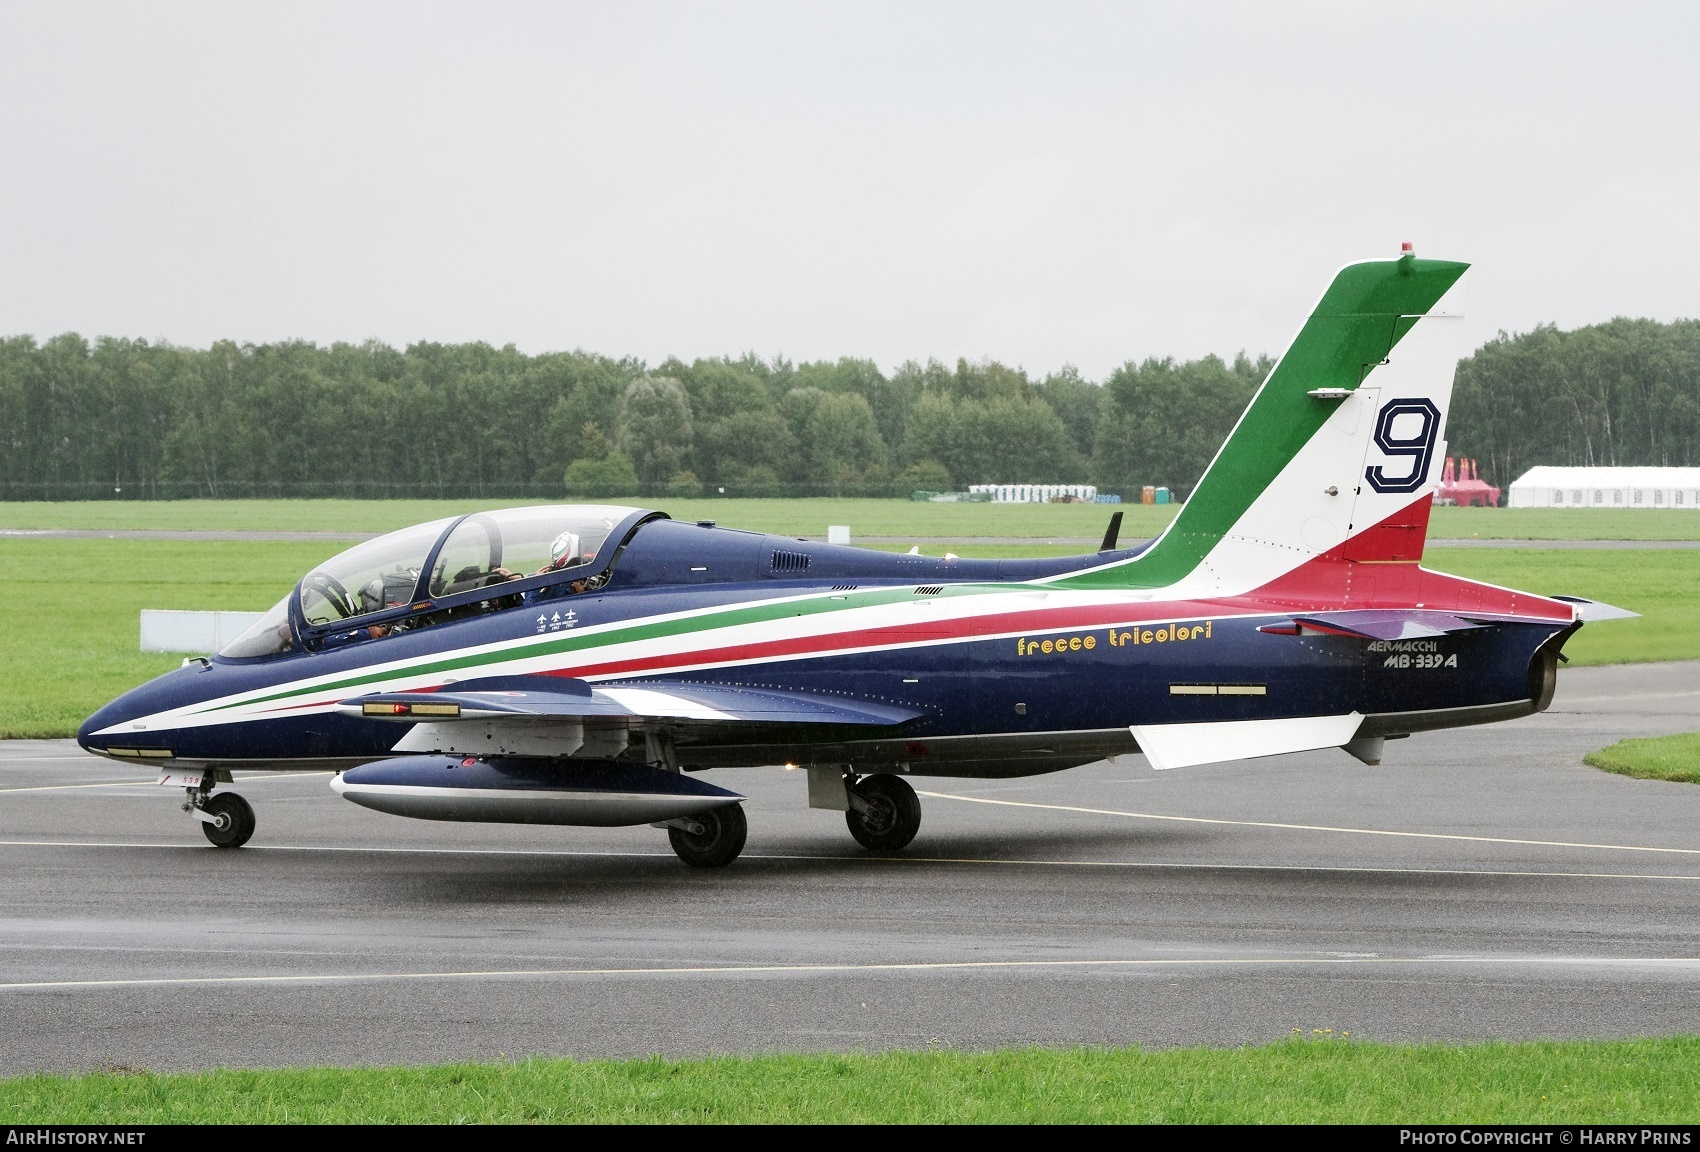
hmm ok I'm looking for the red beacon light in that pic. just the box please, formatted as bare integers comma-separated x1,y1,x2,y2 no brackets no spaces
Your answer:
1400,241,1415,255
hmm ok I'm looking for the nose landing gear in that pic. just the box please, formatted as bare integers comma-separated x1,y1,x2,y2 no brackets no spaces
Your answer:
173,768,256,848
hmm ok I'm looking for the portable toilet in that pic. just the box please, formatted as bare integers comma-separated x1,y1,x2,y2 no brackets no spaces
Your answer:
1141,485,1156,505
1154,487,1170,505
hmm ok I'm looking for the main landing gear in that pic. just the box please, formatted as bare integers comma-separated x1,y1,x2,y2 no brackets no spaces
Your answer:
662,803,748,868
180,771,255,848
660,768,922,867
845,773,921,851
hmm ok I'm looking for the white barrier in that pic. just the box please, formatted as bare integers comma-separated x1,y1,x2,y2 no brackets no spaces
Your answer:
826,525,851,544
968,483,1098,504
140,610,265,654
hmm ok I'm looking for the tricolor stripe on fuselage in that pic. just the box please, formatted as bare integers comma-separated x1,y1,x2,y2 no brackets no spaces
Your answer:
90,496,1574,740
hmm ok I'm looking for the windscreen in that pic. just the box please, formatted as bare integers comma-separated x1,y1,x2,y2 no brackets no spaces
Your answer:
217,594,296,659
297,517,457,626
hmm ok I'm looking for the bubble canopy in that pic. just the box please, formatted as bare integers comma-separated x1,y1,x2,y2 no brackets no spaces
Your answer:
218,505,647,659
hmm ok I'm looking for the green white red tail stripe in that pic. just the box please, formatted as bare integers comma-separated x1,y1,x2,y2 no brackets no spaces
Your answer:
1051,254,1470,595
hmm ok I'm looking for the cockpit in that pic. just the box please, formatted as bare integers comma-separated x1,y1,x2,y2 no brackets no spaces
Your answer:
219,505,646,659
215,501,1143,662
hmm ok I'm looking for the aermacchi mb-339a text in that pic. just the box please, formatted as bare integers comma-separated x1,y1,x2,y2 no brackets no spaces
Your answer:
79,249,1633,867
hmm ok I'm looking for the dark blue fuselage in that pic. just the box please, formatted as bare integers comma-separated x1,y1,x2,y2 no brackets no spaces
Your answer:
79,518,1569,775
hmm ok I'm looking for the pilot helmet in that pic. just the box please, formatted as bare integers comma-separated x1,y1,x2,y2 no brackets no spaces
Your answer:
546,531,581,571
359,577,385,614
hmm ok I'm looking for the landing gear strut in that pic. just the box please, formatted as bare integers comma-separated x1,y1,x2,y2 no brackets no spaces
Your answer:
665,803,747,868
845,773,921,851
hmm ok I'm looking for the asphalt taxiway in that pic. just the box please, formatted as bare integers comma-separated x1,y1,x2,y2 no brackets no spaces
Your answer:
3,662,1700,1074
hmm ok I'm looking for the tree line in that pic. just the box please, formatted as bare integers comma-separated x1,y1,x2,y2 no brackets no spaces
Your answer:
1450,317,1700,489
0,334,1267,501
0,315,1693,501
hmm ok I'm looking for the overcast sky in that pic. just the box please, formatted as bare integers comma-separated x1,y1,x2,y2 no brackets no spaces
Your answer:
1,2,1696,378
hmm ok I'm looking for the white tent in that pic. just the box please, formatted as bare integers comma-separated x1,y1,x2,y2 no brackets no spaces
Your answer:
1506,466,1700,509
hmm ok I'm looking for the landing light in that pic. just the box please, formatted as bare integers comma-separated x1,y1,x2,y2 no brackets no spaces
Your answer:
362,700,462,718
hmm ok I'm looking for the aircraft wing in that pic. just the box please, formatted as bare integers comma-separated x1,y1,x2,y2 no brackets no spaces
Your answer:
335,678,923,727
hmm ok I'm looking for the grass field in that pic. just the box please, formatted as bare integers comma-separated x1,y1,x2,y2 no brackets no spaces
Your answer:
1,537,1690,739
0,540,328,738
5,498,1700,540
0,497,1164,538
6,1038,1700,1123
1585,733,1700,784
1422,547,1699,667
1430,506,1700,540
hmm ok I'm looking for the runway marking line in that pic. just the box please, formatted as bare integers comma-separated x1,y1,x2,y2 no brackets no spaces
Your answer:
2,838,1700,884
920,790,1700,858
0,771,332,795
6,953,1700,993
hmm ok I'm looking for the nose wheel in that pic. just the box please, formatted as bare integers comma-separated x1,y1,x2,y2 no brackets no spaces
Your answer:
191,791,255,848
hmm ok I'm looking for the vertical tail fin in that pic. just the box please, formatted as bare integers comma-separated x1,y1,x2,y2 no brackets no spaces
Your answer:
1054,253,1468,594
1057,251,1469,593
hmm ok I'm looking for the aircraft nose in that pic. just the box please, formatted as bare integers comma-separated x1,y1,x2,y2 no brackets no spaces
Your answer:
78,689,146,751
77,661,216,752
75,710,103,750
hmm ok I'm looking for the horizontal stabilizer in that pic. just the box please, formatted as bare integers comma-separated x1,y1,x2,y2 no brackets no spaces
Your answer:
337,682,922,727
1549,595,1641,622
1284,610,1487,641
1130,713,1364,771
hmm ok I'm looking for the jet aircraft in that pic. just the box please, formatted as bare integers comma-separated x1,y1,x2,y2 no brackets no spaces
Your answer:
79,250,1633,867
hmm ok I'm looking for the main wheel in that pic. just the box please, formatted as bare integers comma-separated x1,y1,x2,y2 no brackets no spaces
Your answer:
200,792,255,849
845,773,921,851
668,803,747,868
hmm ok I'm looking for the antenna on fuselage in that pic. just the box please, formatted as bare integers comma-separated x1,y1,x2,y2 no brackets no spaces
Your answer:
1098,510,1123,552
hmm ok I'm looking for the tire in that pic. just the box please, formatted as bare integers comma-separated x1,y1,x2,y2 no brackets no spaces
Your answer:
668,803,747,868
200,792,255,849
845,773,921,851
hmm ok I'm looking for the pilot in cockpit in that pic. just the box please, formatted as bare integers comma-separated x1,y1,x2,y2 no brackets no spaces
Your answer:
313,514,614,649
538,530,589,589
519,531,594,595
440,531,593,612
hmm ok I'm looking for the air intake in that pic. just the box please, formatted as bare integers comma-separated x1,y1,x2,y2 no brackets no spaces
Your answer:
770,550,811,573
914,586,943,596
